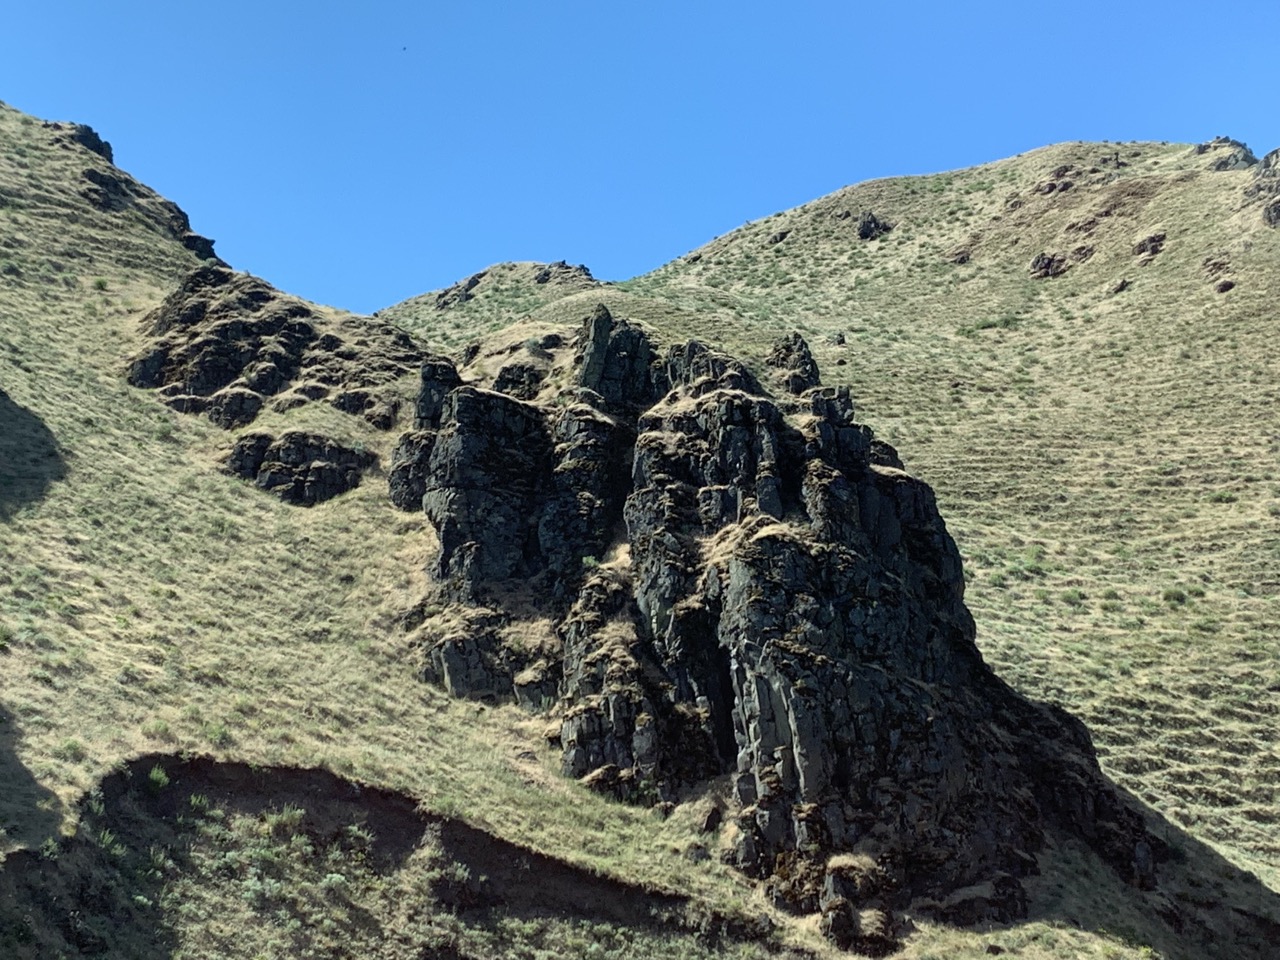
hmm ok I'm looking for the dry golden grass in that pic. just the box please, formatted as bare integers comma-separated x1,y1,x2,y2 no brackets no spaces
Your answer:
2,97,1277,957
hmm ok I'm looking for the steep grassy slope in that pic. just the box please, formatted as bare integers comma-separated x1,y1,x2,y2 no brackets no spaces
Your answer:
1,95,1278,959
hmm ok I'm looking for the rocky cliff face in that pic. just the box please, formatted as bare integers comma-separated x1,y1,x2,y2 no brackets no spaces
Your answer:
392,306,1159,952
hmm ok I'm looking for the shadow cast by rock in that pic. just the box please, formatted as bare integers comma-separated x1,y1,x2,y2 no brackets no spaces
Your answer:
1007,782,1280,960
0,705,63,850
0,387,67,519
0,754,773,959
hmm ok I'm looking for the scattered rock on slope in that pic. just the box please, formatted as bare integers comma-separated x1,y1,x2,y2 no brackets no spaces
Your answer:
128,265,430,430
1030,252,1069,278
393,305,1161,952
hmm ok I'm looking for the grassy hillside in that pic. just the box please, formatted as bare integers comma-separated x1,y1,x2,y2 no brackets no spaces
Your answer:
391,136,1280,886
1,96,1277,959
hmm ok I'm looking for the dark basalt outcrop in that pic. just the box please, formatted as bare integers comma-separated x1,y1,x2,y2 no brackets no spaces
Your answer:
43,121,114,162
1030,252,1069,278
835,209,892,240
766,331,821,394
128,265,429,429
854,210,892,240
1195,136,1258,171
226,431,375,505
1248,148,1280,227
393,306,1160,951
533,259,595,286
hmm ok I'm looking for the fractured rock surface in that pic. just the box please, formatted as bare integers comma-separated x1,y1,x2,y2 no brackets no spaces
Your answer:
128,265,429,430
226,431,375,505
393,305,1160,950
1249,147,1280,227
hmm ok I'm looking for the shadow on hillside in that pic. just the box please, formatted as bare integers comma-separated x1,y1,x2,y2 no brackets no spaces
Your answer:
0,755,764,960
1007,782,1280,960
0,705,62,849
0,386,67,519
3,754,1275,958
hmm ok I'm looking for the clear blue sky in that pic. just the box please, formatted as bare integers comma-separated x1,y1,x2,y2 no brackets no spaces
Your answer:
4,2,1277,314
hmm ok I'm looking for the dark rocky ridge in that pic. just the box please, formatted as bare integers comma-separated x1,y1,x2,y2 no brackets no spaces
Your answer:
128,265,431,430
42,121,114,163
393,306,1161,951
1195,136,1258,171
38,120,225,264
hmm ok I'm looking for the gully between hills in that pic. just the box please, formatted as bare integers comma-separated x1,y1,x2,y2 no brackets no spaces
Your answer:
129,265,1159,954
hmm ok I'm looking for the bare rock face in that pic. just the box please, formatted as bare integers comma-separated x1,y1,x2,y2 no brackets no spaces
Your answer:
1249,148,1280,227
129,265,430,430
854,211,892,240
766,331,821,394
388,430,437,511
576,304,665,412
226,431,375,505
394,306,1159,951
1195,136,1258,171
421,386,555,596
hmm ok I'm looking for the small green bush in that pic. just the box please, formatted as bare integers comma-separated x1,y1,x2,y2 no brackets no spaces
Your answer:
148,764,170,791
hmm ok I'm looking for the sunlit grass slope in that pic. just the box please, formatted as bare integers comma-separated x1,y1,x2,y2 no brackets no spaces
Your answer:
2,95,1277,957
